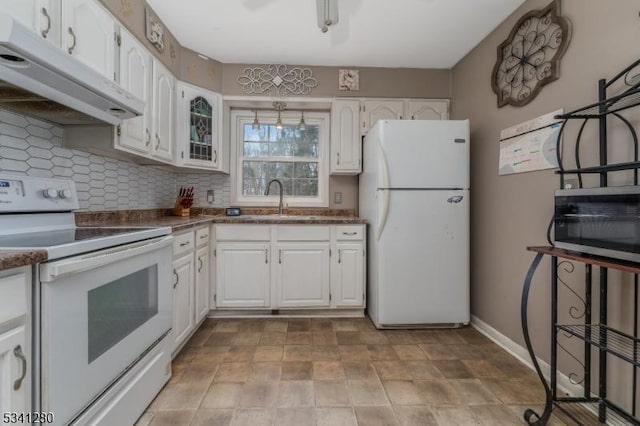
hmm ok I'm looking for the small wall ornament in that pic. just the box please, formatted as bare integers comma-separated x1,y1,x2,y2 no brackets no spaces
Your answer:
145,8,165,53
491,1,571,108
339,69,359,91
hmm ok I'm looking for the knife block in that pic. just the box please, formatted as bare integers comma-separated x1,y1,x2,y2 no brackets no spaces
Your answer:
173,197,191,217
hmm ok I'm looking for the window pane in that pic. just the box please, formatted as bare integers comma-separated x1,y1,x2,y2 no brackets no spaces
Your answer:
294,179,319,197
241,118,322,199
243,178,266,195
294,162,318,178
267,162,293,180
243,142,269,157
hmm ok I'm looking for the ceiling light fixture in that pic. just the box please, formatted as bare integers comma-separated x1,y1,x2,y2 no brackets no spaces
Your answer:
317,0,339,33
273,102,286,130
298,111,306,131
252,110,260,130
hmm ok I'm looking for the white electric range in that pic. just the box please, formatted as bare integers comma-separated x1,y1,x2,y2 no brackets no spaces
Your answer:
0,174,174,426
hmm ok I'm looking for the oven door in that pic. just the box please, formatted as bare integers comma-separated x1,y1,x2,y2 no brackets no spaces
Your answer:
39,236,173,425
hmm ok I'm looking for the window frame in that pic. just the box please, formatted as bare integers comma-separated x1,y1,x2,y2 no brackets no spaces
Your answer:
230,109,330,207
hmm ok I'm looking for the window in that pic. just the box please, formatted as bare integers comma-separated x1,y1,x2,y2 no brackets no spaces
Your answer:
231,110,329,207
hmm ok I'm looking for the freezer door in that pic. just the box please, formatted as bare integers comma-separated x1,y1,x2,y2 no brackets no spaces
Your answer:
376,120,470,189
376,189,470,326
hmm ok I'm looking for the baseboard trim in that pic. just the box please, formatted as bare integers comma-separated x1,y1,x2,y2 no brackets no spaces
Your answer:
470,315,584,398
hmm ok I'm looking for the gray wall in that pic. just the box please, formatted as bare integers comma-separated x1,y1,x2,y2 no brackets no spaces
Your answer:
451,0,640,406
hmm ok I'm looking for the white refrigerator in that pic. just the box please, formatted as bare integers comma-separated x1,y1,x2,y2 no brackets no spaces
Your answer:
359,120,470,328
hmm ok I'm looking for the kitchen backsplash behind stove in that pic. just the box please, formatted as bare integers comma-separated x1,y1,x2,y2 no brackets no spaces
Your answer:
0,109,231,211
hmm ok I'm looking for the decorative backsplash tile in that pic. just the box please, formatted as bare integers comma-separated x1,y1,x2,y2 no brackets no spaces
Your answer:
0,109,231,211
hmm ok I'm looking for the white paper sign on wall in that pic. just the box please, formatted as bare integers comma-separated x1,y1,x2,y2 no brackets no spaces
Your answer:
498,109,564,175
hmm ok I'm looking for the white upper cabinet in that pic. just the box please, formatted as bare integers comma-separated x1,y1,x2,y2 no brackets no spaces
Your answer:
117,28,151,155
62,0,116,80
361,99,450,135
361,100,404,135
176,82,224,171
0,1,60,45
407,100,449,120
330,99,361,175
151,59,175,163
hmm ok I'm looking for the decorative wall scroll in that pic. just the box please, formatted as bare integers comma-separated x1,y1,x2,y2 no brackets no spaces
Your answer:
491,1,571,108
236,65,318,96
145,8,165,53
339,69,359,91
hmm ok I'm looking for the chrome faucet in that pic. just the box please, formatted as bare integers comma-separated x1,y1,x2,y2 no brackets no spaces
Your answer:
265,179,284,215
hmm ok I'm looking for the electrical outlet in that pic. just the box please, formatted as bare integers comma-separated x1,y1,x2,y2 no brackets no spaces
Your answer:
206,190,214,203
334,192,343,204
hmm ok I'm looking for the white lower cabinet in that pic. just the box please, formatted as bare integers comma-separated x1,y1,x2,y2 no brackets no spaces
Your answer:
0,267,30,416
172,253,194,352
213,224,365,311
0,326,28,415
331,243,365,307
276,243,330,308
195,246,210,322
215,243,270,308
171,226,210,354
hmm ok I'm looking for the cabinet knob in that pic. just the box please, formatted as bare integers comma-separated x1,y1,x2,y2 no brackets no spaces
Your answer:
173,270,179,288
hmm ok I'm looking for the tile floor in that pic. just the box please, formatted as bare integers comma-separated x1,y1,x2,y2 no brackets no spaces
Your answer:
137,317,588,426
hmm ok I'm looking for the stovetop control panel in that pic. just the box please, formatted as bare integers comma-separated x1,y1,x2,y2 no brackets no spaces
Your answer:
0,173,79,212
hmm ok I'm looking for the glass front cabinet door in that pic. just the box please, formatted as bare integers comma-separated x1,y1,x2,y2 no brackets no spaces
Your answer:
176,81,224,170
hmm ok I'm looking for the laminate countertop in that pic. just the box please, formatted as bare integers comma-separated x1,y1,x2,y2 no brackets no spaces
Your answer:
79,214,367,233
0,249,47,271
0,213,366,270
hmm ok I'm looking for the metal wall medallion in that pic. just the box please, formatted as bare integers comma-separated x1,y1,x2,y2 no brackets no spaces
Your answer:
145,8,165,53
491,1,571,108
236,65,318,96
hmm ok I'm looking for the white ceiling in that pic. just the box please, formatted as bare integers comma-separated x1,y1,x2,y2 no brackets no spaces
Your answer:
146,0,525,69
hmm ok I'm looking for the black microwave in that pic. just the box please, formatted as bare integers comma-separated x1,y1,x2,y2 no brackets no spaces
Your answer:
555,186,640,262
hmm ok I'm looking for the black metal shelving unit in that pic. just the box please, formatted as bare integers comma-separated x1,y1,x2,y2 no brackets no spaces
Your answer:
521,58,640,426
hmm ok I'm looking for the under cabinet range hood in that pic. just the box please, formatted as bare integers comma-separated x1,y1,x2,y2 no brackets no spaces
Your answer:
0,14,143,126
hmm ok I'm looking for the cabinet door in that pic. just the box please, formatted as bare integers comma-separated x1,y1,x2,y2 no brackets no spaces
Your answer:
330,99,361,174
152,60,175,163
0,1,38,33
331,243,364,307
172,254,194,352
0,1,59,45
194,246,210,323
0,326,28,414
275,243,330,308
407,100,449,120
177,83,222,170
216,243,270,308
117,28,151,155
361,100,404,135
62,0,115,79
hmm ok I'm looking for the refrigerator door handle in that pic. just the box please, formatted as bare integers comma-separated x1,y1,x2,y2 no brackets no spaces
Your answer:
376,141,391,241
447,195,464,203
377,189,390,241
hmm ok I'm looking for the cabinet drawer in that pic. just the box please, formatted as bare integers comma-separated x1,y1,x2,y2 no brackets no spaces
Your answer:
216,225,270,242
336,226,364,240
276,226,330,241
195,227,210,247
0,270,28,324
173,231,195,256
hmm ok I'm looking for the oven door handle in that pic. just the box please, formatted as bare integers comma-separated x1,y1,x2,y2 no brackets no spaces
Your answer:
40,236,174,281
